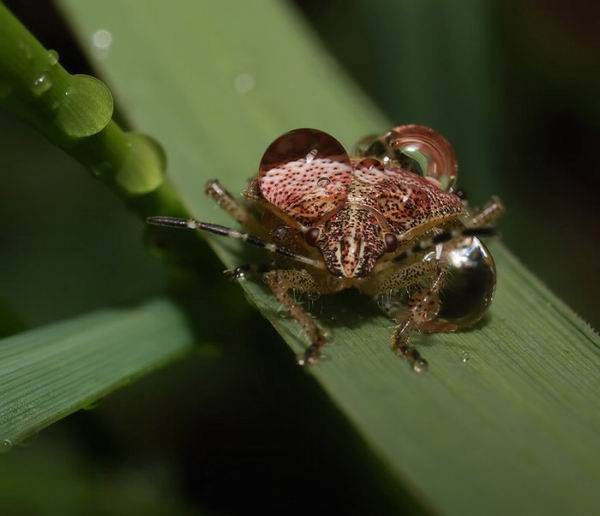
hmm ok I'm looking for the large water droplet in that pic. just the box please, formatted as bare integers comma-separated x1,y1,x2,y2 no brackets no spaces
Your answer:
31,73,52,96
385,125,458,191
47,49,59,66
115,132,166,195
54,74,113,138
259,128,350,173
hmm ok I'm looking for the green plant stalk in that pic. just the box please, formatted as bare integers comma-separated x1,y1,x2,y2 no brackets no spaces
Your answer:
0,3,185,218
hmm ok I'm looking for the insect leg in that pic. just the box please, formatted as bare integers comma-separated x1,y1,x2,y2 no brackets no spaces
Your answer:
223,262,276,280
146,216,325,270
466,196,504,228
389,265,449,373
263,269,333,366
204,179,256,227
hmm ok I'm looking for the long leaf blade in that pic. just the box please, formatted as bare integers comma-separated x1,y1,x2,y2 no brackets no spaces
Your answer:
0,298,194,448
55,1,600,514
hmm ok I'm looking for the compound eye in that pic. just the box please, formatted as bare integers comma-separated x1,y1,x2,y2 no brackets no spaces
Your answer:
259,128,351,173
384,233,398,253
305,227,320,246
385,125,458,191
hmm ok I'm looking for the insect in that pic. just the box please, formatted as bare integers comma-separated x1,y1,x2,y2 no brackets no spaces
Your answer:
148,125,503,372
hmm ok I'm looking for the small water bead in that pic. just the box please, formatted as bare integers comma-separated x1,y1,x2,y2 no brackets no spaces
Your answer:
92,29,113,50
461,352,470,363
115,132,166,195
412,359,429,374
234,73,255,94
47,49,59,66
1,439,12,451
55,74,113,138
31,73,52,96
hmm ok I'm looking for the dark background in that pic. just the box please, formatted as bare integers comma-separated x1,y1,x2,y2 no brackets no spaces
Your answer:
1,1,598,514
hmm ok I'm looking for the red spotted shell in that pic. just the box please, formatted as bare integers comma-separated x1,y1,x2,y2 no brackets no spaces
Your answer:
257,128,464,277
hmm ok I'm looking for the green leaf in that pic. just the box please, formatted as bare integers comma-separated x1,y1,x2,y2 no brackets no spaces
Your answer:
8,0,600,514
0,298,194,449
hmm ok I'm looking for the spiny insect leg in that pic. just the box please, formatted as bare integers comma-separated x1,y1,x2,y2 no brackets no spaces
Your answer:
390,267,448,373
146,216,324,270
204,179,256,227
466,196,505,228
263,269,329,366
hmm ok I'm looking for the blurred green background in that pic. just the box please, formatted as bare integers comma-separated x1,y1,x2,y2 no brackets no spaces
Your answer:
1,0,598,514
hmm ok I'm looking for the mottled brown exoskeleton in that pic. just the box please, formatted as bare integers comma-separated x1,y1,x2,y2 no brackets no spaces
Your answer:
148,126,503,372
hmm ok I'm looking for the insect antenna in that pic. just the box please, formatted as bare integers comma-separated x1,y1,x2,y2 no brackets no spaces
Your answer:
394,226,496,263
147,216,325,269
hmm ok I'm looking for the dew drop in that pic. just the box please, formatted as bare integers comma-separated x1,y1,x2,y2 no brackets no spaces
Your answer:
55,74,113,138
234,72,255,94
412,359,429,374
31,73,52,96
115,132,166,195
1,439,12,451
461,352,470,363
47,49,59,66
92,29,113,50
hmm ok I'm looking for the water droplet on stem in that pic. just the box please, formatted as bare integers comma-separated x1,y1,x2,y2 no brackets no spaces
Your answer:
115,132,166,195
55,74,113,138
31,73,52,96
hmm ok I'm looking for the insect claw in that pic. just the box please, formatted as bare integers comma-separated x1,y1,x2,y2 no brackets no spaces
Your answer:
298,344,324,366
223,266,247,280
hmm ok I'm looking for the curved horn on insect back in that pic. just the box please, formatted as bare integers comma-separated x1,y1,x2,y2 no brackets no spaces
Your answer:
146,216,325,270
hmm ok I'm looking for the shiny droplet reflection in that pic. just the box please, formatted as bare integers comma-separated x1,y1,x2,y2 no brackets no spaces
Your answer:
55,74,113,138
259,128,350,173
114,132,166,195
31,73,52,96
437,237,496,328
47,49,59,66
355,125,458,191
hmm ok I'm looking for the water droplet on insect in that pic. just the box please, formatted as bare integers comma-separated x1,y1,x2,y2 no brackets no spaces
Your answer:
1,439,12,450
385,125,458,191
55,74,113,138
259,128,351,174
317,177,330,187
412,359,428,374
31,73,52,96
114,132,166,195
234,73,255,94
47,49,59,66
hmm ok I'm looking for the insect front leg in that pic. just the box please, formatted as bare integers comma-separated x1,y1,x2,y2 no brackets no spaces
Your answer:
391,266,449,373
205,179,258,228
263,269,334,366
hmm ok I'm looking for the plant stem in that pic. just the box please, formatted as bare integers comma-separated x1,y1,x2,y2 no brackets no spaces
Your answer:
0,3,186,219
